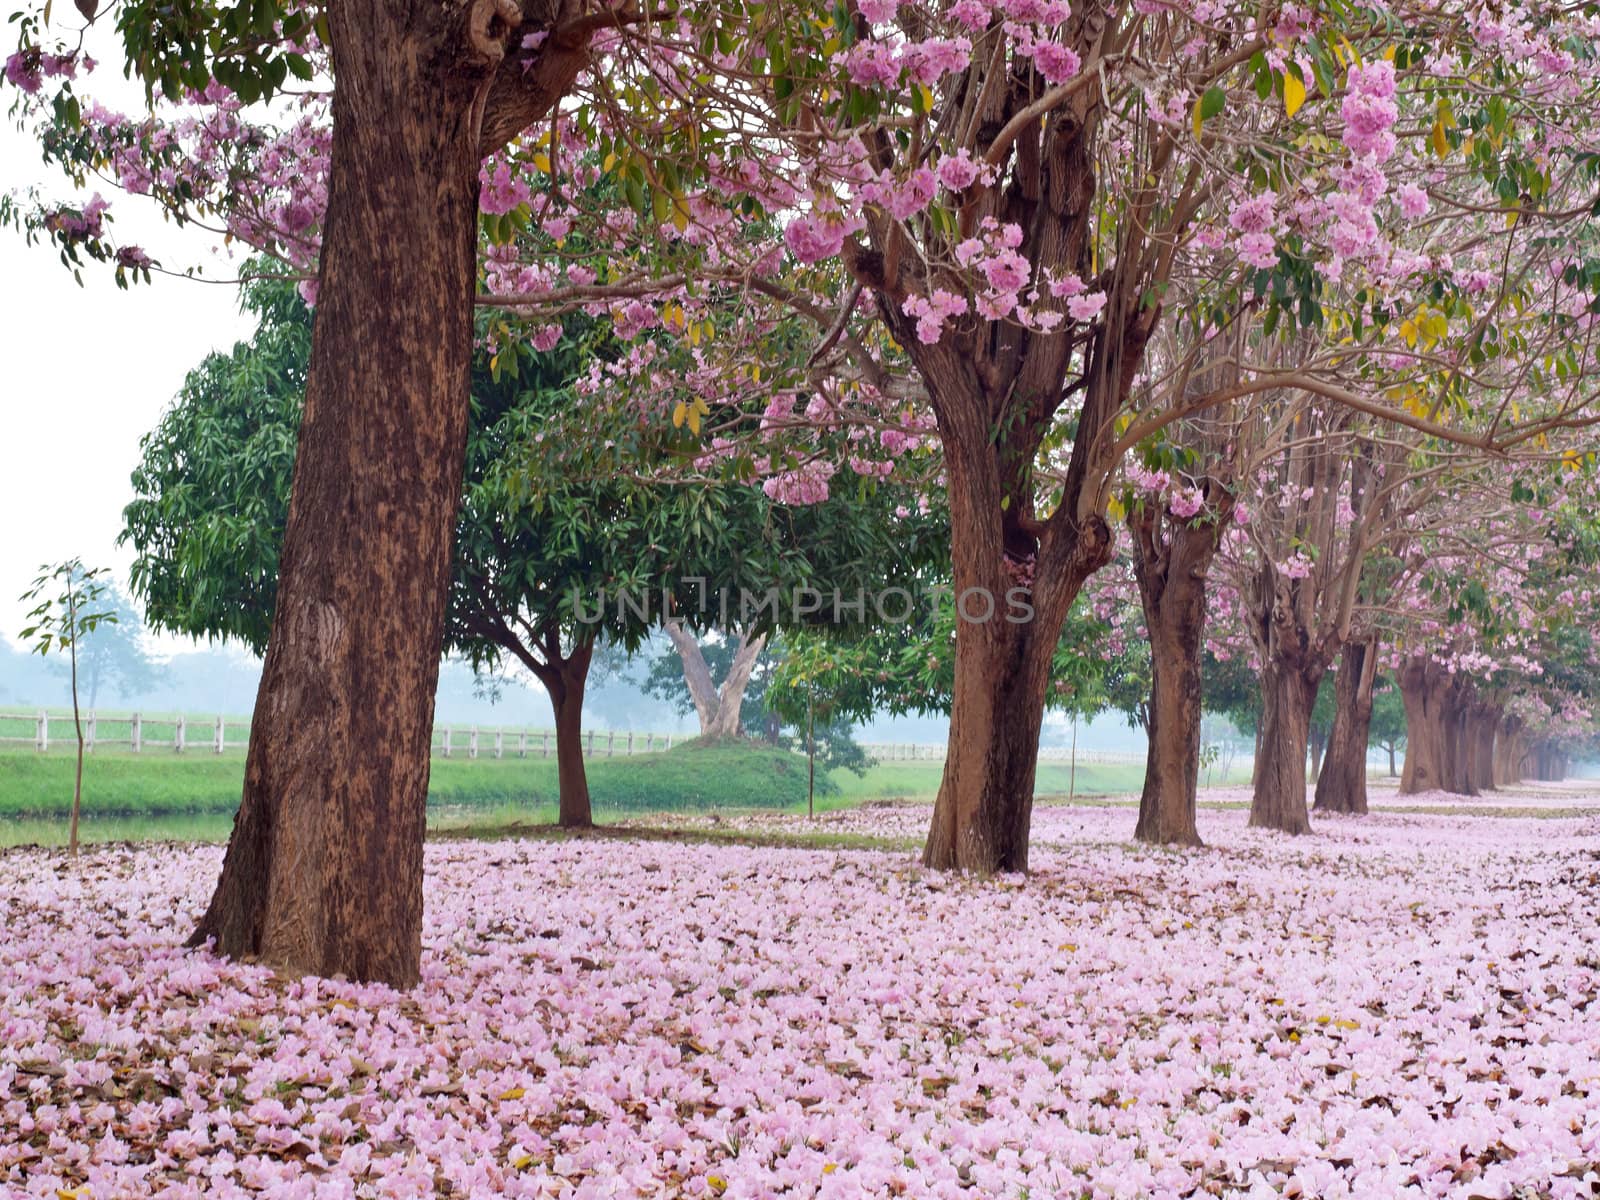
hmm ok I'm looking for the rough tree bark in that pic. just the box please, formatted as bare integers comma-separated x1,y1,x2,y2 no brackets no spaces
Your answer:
1437,677,1477,797
915,348,1117,872
187,0,590,986
1313,638,1377,815
1465,699,1501,794
1129,496,1230,847
1494,716,1524,787
1398,656,1444,794
1251,658,1318,834
663,622,767,738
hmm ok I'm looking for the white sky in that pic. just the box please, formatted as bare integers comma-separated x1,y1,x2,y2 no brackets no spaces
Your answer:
0,112,258,656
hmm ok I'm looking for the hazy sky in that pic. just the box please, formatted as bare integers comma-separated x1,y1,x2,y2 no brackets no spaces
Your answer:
0,115,258,654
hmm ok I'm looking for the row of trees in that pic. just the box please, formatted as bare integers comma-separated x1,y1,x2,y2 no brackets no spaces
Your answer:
8,0,1600,983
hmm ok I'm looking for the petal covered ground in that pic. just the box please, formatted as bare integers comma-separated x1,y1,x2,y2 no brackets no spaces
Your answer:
4,788,1600,1199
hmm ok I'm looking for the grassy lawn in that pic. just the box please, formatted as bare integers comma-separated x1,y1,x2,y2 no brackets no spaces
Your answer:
0,738,838,819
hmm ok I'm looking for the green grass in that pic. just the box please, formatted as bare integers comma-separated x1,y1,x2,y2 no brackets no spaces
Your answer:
830,759,1149,803
0,737,835,820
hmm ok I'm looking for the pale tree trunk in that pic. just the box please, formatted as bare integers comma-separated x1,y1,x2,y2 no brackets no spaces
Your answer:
187,0,584,987
1313,638,1377,815
663,621,767,738
1307,725,1327,784
68,584,83,858
1494,717,1524,787
1129,499,1228,847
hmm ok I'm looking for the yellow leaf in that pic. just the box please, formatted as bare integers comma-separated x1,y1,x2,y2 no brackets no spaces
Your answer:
1432,116,1449,158
672,400,687,429
1283,71,1306,118
822,1163,838,1175
56,1191,91,1200
1106,495,1125,524
1334,1019,1360,1031
707,1176,728,1195
511,1153,535,1170
1192,97,1204,141
499,1086,525,1100
602,152,618,174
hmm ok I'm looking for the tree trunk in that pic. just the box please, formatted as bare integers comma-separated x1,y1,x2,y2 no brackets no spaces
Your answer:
1465,702,1499,793
544,643,595,828
1398,656,1444,794
1129,502,1225,848
664,622,766,738
1386,744,1396,777
1250,661,1316,834
1494,718,1523,787
186,5,511,986
1313,639,1377,815
711,630,766,737
1437,679,1477,797
920,454,1112,871
1307,725,1327,784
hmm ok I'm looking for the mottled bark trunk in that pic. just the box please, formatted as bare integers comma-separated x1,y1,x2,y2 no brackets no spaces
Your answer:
1398,657,1443,795
187,3,514,986
1313,639,1376,815
1494,719,1524,787
1250,662,1316,834
1386,744,1397,777
664,622,766,738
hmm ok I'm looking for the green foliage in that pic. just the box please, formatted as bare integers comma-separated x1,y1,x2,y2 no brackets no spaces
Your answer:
17,559,116,658
122,276,946,690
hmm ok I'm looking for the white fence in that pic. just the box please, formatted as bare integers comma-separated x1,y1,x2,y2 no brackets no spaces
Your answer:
859,742,1146,766
1,709,1148,765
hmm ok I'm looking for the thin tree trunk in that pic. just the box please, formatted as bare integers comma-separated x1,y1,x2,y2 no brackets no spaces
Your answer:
68,583,82,858
1313,639,1377,815
186,4,511,986
1250,662,1316,834
1387,744,1396,777
1307,725,1327,784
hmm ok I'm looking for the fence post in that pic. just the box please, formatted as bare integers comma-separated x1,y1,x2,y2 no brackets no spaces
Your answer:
85,711,96,754
586,729,595,757
519,731,527,758
131,712,141,754
36,710,47,753
543,731,551,757
607,730,615,757
627,730,634,755
494,729,503,760
469,726,479,759
443,727,452,758
175,715,186,753
215,715,226,754
666,735,673,751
